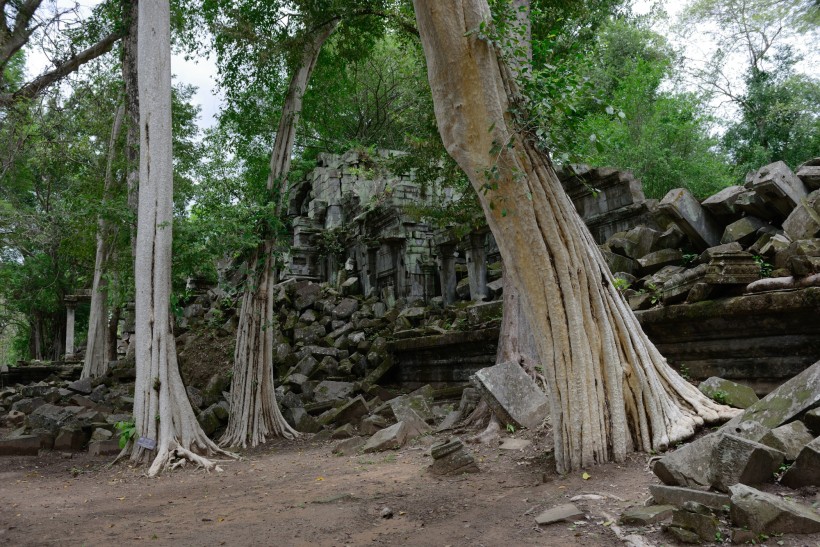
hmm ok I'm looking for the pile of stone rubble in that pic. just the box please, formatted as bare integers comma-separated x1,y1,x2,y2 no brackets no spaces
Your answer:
596,159,819,310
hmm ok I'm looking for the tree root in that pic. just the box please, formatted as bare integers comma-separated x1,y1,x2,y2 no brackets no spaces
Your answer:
466,414,501,445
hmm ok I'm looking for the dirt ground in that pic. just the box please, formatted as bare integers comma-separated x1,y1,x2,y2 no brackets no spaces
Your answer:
1,428,818,547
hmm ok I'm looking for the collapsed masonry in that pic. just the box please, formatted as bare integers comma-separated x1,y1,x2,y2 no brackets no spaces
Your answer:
277,152,820,391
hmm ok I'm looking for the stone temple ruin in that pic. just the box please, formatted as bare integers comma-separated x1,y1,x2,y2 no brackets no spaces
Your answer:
2,153,820,544
274,151,820,393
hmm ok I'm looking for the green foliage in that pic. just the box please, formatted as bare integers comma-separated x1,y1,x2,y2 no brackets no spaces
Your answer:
711,390,728,405
753,255,774,278
558,19,734,198
115,420,136,449
722,55,820,176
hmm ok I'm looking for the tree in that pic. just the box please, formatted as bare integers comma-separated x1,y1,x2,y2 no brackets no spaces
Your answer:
565,18,734,198
412,0,736,472
220,20,340,449
81,103,124,379
680,0,820,174
0,1,120,108
129,0,231,475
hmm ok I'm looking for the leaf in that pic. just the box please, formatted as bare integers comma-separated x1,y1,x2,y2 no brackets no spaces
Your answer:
315,477,325,481
581,472,591,480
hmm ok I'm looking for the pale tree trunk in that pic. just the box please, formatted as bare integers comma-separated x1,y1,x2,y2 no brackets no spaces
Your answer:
413,0,737,473
495,1,542,389
220,21,339,449
82,104,124,380
130,1,233,476
122,0,139,257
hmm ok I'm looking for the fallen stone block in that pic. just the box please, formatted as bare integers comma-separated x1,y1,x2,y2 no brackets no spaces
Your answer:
657,188,722,250
648,485,729,511
724,358,820,433
759,421,814,461
473,361,549,430
66,378,93,395
652,434,721,488
663,525,701,544
620,505,674,525
702,185,746,222
0,435,40,456
332,436,365,456
782,190,820,241
660,264,707,305
360,414,390,436
796,158,820,190
362,422,407,453
670,507,719,542
637,248,684,274
333,396,370,426
535,504,584,525
713,433,785,492
780,436,820,488
54,427,88,451
745,161,808,221
705,251,760,285
284,407,321,434
427,438,479,476
331,423,357,439
313,380,355,403
729,483,820,534
332,298,359,320
88,439,121,456
698,377,759,409
721,216,767,246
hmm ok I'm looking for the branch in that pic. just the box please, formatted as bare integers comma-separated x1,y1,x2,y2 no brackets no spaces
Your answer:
0,31,119,108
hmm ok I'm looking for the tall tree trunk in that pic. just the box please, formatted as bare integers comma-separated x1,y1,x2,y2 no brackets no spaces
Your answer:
130,1,232,475
221,21,339,448
122,0,139,257
413,0,736,473
494,0,538,380
82,104,125,379
221,21,339,449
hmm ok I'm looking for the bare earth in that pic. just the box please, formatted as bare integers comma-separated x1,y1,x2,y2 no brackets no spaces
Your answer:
1,429,818,547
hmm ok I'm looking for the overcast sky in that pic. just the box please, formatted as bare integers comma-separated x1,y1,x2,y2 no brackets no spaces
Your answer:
24,0,815,135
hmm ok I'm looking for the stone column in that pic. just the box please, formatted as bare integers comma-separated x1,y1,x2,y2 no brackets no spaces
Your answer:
438,243,457,305
466,232,488,301
65,300,76,357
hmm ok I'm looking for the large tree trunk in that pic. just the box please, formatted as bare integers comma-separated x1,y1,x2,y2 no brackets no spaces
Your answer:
82,104,125,379
122,0,139,257
413,0,736,473
130,1,232,475
220,21,339,449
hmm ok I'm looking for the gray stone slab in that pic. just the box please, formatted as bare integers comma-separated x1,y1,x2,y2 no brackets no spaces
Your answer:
783,189,820,241
780,436,820,488
721,216,767,246
729,483,820,534
648,485,730,511
760,421,814,461
657,188,723,250
620,505,674,525
0,435,40,456
796,159,820,190
473,361,549,430
702,185,746,221
746,161,808,220
535,504,584,525
362,422,407,453
313,381,355,403
698,377,759,409
713,434,785,491
654,360,820,489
